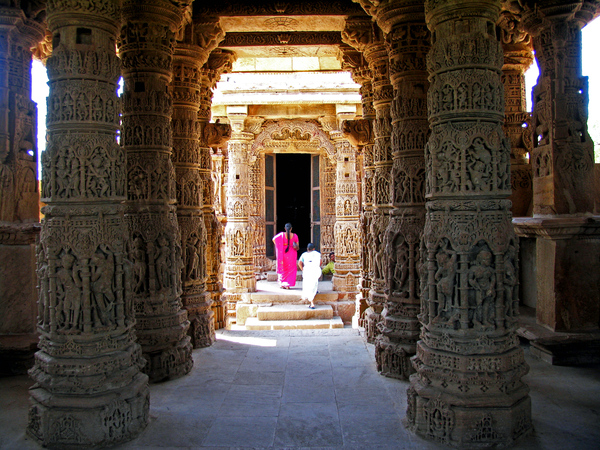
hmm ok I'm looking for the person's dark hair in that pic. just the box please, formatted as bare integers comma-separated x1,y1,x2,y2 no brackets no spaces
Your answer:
329,252,334,258
284,223,292,253
307,243,315,251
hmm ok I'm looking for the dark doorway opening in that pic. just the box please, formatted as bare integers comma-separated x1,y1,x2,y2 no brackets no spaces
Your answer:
276,153,311,254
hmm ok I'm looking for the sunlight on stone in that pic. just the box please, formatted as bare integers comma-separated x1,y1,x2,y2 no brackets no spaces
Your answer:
217,334,277,347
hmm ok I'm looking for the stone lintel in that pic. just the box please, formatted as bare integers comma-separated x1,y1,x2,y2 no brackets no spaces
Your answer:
513,215,600,239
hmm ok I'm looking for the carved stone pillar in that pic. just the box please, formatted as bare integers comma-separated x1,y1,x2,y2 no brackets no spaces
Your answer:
223,107,256,325
0,4,44,374
514,1,600,332
498,8,534,217
119,0,193,381
320,149,337,259
322,112,361,295
341,46,375,328
343,17,393,342
369,1,430,380
200,49,234,330
28,1,149,446
172,18,223,348
210,147,226,329
407,0,532,446
250,152,270,274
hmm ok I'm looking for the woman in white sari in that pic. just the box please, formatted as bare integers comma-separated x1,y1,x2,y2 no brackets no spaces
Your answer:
298,243,322,309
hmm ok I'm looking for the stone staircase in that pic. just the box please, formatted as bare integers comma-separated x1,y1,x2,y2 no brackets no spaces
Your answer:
236,272,345,330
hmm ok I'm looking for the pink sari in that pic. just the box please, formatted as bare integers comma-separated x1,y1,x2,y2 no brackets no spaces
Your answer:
273,232,299,287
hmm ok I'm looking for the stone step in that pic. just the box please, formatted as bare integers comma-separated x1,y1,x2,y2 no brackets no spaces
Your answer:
257,304,333,321
241,291,338,304
245,316,344,330
266,271,302,282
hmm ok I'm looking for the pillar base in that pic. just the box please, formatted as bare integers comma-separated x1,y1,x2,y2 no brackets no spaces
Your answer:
407,378,532,448
374,336,414,380
407,339,532,448
28,373,149,449
514,216,600,332
141,335,193,383
190,309,216,348
183,292,215,348
364,308,381,343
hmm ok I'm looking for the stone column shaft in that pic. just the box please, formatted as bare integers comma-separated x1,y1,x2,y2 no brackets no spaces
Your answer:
172,18,225,348
514,1,600,332
28,1,149,446
407,0,532,446
498,9,534,217
371,0,430,380
0,5,44,375
119,0,193,381
330,124,361,295
223,109,256,325
342,17,393,342
199,49,234,331
341,47,375,328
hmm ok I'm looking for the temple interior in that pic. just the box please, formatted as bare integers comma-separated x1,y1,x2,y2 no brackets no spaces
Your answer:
1,0,600,448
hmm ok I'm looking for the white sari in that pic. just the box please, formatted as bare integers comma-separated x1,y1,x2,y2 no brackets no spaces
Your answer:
300,250,321,302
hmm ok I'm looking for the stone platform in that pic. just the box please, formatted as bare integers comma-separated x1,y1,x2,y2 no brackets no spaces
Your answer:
236,275,353,328
517,305,600,365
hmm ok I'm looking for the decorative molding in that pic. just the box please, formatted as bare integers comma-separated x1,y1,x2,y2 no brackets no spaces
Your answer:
221,32,342,47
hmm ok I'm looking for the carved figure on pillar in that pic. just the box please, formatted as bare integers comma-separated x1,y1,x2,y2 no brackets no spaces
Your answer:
404,0,532,446
119,0,194,381
27,0,149,447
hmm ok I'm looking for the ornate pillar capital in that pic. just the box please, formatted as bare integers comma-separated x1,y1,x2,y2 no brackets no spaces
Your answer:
342,119,373,149
519,0,599,35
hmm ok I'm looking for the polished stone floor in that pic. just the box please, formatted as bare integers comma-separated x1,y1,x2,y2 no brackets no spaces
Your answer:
1,327,599,450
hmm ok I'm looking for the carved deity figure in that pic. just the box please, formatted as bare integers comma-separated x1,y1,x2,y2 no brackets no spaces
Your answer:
132,237,147,294
467,138,492,191
433,240,458,325
186,236,200,280
36,247,50,327
372,227,386,283
504,244,518,320
154,236,172,291
393,240,409,293
436,141,459,192
91,246,115,328
89,155,109,198
56,253,82,333
468,248,496,329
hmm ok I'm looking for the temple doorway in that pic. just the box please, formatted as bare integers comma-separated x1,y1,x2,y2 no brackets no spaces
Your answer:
265,153,315,257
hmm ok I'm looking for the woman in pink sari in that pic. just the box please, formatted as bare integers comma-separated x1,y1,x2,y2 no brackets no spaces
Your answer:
272,223,299,289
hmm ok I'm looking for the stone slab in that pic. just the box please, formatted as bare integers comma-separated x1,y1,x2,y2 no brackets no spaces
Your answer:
245,316,344,330
242,291,339,304
257,305,333,321
0,244,37,334
530,335,600,365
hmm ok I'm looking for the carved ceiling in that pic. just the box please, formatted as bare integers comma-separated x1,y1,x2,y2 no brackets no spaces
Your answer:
193,0,368,71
